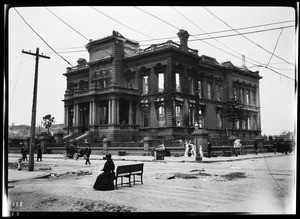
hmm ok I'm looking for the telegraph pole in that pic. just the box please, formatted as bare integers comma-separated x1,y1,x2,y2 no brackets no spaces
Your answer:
22,48,50,171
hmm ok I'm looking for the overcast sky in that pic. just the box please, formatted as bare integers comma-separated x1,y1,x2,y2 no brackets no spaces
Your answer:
7,5,297,136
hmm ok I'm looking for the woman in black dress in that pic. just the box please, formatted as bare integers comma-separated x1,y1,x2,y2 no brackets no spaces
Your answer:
93,154,115,191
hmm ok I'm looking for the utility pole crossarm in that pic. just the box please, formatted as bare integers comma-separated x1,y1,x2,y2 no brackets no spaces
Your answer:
22,49,50,59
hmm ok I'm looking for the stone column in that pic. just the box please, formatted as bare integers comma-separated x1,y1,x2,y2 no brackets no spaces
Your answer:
74,104,79,126
92,101,96,125
64,106,68,128
108,100,112,124
192,128,209,162
143,137,152,155
89,102,93,125
112,98,116,124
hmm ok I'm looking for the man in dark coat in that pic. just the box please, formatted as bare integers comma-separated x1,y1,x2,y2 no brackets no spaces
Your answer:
85,144,91,165
254,141,258,155
21,144,28,161
37,145,42,161
207,141,212,158
93,154,115,191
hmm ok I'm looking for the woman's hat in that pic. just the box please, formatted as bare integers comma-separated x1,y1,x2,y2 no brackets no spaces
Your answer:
106,154,112,159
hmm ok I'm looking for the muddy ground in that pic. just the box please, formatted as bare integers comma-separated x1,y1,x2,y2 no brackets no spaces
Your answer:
6,153,296,214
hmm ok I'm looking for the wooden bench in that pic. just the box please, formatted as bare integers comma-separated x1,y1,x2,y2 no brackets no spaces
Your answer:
114,163,144,189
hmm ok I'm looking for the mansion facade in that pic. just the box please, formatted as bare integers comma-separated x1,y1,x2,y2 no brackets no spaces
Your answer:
63,30,262,143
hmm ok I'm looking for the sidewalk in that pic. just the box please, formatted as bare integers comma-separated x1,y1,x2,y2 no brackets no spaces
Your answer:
8,151,289,163
7,152,290,183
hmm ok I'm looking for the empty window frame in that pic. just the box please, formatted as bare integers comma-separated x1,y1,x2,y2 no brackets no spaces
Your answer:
175,73,181,92
175,105,182,126
158,73,164,93
198,81,202,98
157,105,165,127
142,76,149,95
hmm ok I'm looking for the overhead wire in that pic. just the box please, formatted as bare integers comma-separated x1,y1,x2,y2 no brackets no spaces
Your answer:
13,8,74,67
171,7,260,66
266,28,284,67
203,7,294,66
45,7,90,41
45,7,114,60
139,24,294,45
135,5,295,93
90,6,155,40
9,53,25,108
171,7,294,83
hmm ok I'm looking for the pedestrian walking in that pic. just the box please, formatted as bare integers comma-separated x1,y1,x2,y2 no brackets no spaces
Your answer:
254,141,258,155
37,145,42,161
273,141,277,154
93,154,115,191
21,144,28,161
85,144,91,165
207,141,212,158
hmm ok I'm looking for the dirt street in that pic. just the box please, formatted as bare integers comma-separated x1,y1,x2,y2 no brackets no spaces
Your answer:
6,153,295,214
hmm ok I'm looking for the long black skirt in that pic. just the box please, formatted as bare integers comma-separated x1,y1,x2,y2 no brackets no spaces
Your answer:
93,172,115,191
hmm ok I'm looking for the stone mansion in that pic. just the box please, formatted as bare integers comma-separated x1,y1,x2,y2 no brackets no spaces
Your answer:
63,30,262,144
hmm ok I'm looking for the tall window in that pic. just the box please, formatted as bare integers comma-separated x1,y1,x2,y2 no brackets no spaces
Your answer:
247,117,251,130
158,73,164,93
69,108,74,127
99,106,107,125
239,88,244,103
143,108,149,127
216,110,222,129
207,83,212,99
215,84,221,101
189,107,195,126
188,77,194,94
142,76,148,95
241,120,246,130
198,109,203,128
198,81,202,98
235,120,240,130
158,106,165,127
233,87,237,98
175,105,182,126
176,73,181,92
251,90,256,105
246,90,250,104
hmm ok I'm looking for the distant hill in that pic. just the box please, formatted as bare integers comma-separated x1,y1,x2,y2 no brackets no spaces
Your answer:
8,123,64,138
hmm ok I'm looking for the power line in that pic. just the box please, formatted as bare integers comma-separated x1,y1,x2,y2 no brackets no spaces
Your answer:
133,6,293,81
13,8,74,67
139,25,294,46
134,6,180,30
10,53,25,108
139,20,295,43
45,7,90,41
188,25,294,42
44,7,114,59
90,6,154,39
171,6,262,68
203,7,294,66
266,28,284,67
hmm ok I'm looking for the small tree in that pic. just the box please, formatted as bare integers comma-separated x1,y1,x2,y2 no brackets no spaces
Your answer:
224,97,249,136
43,114,55,134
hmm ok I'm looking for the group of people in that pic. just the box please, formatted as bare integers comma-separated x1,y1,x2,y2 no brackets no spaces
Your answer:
20,143,42,161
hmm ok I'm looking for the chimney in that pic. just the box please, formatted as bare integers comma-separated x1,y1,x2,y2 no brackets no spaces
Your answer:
177,29,190,51
241,55,248,70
